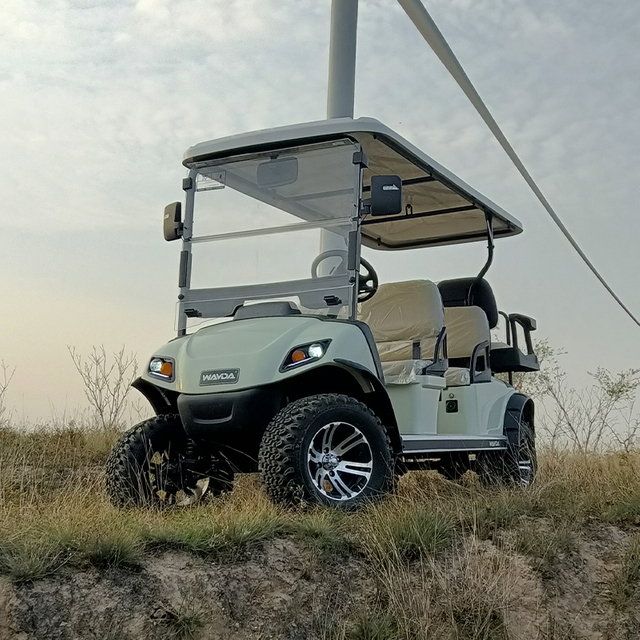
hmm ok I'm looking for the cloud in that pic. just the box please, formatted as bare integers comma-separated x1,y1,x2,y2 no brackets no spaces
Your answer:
0,0,335,234
0,0,638,418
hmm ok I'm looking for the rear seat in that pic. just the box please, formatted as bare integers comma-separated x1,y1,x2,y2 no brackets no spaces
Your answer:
439,306,491,386
436,277,496,386
437,276,539,381
358,280,446,384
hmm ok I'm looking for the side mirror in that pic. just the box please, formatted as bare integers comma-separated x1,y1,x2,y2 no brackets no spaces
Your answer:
370,175,402,217
163,202,183,241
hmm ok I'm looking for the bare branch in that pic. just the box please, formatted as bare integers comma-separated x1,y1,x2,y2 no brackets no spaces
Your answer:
0,361,16,427
68,345,138,430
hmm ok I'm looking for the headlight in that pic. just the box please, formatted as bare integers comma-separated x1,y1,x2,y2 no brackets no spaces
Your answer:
281,340,331,372
148,357,174,381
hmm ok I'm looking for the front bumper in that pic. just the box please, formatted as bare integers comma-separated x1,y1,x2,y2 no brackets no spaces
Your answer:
177,385,282,472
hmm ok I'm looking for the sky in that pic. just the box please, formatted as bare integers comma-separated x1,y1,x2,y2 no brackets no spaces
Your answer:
1,0,639,421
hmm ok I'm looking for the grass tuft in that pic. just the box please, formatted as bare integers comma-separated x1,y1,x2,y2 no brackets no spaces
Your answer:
155,599,204,639
609,533,640,609
0,540,67,583
602,497,640,525
450,600,508,640
511,520,576,577
80,536,142,569
359,503,454,563
345,611,401,640
292,508,350,553
144,506,287,560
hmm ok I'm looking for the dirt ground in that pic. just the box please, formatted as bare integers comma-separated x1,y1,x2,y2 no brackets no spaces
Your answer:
2,523,639,640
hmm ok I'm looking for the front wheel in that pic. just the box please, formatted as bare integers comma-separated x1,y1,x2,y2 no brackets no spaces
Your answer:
258,394,395,508
105,414,233,507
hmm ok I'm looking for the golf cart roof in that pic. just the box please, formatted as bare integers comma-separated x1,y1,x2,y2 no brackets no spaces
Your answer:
183,117,523,250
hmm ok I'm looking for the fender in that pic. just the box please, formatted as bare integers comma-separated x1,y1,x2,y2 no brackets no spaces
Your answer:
132,377,179,415
133,360,403,458
333,358,402,454
503,392,535,447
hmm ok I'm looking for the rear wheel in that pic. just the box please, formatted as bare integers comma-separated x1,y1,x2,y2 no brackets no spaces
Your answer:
258,394,394,508
476,420,536,487
505,420,537,486
106,414,234,507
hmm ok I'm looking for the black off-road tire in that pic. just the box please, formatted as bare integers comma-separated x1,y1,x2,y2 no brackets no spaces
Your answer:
504,420,537,486
476,421,537,487
258,394,395,509
105,414,234,507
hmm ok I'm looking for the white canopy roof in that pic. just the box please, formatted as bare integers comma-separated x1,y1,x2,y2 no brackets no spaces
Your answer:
184,117,523,250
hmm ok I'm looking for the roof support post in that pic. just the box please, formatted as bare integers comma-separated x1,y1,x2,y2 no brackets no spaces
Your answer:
322,1,360,280
327,0,359,119
468,212,494,304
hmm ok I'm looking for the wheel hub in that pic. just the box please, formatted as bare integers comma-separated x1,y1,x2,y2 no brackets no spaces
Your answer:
321,453,339,470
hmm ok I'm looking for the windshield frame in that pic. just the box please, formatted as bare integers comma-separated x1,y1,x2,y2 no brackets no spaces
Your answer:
176,140,364,335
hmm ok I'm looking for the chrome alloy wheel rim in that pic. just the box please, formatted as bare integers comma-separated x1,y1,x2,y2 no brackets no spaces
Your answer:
307,422,373,501
518,459,533,486
517,441,534,487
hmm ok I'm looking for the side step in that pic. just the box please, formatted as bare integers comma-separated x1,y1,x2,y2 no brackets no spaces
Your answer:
400,434,507,454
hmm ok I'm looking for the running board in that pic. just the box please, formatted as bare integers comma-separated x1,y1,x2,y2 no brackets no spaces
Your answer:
400,435,507,454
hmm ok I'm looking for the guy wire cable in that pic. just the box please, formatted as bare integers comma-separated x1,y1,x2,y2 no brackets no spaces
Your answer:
397,0,640,327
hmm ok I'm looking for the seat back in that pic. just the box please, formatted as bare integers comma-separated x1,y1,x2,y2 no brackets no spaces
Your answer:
443,306,491,382
359,280,444,362
438,277,499,329
444,307,490,359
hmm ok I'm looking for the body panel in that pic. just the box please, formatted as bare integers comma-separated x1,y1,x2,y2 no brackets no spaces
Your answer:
386,375,446,436
436,379,514,437
401,434,507,454
142,316,378,394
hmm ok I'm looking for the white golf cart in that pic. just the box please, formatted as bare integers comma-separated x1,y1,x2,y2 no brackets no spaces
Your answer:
106,117,540,508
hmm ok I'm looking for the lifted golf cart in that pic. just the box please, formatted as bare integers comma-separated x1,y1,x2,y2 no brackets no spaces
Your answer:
106,117,540,508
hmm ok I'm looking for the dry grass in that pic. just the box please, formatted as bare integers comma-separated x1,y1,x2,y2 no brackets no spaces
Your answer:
2,424,640,576
2,423,640,637
609,533,640,609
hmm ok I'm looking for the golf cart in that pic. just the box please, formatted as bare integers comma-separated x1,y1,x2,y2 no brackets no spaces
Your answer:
106,117,540,508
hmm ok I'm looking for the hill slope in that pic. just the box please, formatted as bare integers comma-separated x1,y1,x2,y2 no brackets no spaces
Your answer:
1,426,640,639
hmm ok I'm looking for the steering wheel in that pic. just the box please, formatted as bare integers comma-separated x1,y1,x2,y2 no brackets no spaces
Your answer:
310,250,379,303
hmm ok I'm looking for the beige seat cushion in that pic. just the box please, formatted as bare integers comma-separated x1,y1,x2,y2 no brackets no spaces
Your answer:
442,306,490,359
422,306,489,387
359,280,444,362
445,367,471,387
382,359,433,385
377,339,438,362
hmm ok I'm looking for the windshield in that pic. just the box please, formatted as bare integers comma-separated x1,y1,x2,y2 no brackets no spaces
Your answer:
180,138,361,323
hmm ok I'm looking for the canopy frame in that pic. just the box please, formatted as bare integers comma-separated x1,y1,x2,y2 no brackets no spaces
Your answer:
184,117,523,252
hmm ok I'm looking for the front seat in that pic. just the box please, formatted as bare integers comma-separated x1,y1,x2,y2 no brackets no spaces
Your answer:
358,280,447,384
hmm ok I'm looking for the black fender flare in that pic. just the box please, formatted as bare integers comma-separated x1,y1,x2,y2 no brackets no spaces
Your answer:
504,392,535,448
131,377,179,415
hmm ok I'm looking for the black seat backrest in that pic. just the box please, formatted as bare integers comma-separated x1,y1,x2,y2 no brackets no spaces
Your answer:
437,278,499,329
